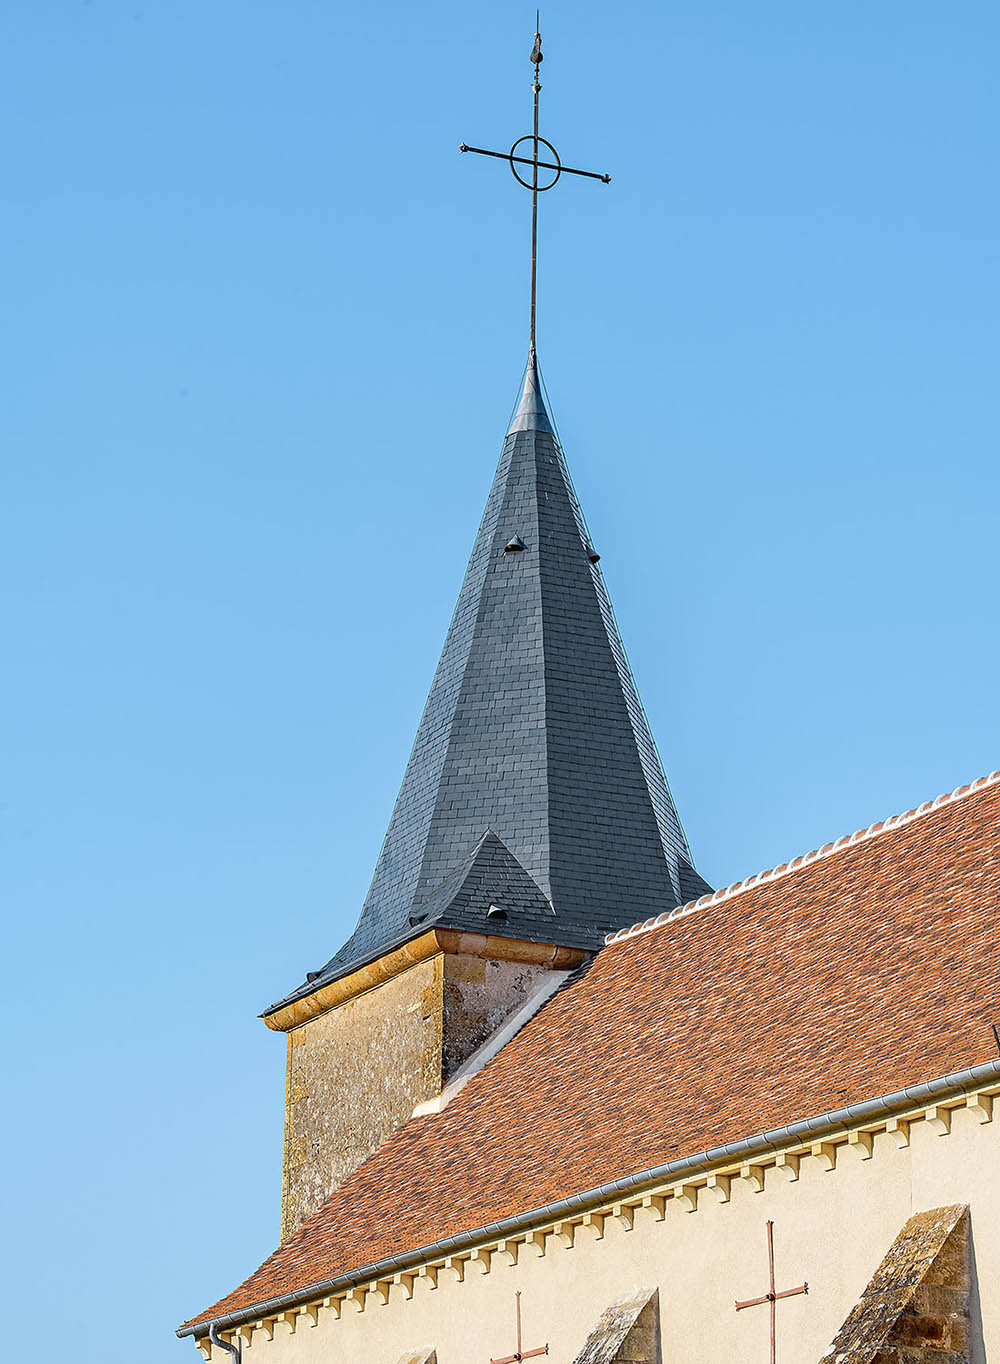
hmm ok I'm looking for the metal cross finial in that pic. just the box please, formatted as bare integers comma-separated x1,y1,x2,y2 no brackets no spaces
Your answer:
460,18,611,351
735,1221,809,1364
490,1291,548,1364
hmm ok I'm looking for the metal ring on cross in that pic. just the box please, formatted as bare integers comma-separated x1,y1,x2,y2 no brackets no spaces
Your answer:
509,135,562,191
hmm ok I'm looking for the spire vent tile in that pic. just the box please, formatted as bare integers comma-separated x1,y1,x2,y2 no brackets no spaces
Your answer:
503,536,526,553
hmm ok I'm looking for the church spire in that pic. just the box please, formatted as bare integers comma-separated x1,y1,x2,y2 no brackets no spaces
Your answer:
265,24,709,1018
268,368,708,1015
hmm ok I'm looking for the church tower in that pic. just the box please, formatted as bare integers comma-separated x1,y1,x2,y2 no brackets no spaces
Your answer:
266,351,710,1239
262,27,710,1243
181,27,1000,1364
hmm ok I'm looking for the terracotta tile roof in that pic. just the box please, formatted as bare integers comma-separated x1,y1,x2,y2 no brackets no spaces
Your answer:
183,774,1000,1332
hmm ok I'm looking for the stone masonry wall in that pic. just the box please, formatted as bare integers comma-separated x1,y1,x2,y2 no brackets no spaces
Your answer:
281,952,552,1240
441,955,550,1079
282,956,444,1242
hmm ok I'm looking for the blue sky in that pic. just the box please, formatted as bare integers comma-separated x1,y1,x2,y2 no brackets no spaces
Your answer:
2,3,997,1360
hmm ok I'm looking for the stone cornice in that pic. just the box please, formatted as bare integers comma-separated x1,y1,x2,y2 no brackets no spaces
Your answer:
263,931,588,1031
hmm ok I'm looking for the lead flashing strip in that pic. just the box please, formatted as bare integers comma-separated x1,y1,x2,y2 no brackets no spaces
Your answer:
606,769,1000,947
177,1054,1000,1341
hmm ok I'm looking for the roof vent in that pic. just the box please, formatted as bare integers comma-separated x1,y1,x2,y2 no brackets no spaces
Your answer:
503,536,526,554
587,547,601,563
409,912,428,927
305,970,322,983
486,903,507,919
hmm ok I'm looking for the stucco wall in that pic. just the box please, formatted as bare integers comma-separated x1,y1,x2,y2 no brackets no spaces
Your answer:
224,1101,997,1364
281,952,550,1239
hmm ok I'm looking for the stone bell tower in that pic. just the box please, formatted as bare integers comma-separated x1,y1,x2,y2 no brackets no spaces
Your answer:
265,352,710,1240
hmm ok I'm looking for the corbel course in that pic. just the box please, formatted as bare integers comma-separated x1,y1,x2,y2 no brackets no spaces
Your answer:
246,1079,1000,1336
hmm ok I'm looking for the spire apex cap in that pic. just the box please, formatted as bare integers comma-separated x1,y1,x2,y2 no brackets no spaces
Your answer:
507,349,554,435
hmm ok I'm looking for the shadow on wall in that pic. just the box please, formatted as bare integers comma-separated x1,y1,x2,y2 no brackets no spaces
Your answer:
968,1222,986,1364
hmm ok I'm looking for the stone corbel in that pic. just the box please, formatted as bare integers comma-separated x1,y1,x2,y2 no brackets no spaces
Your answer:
612,1201,635,1231
495,1241,519,1267
236,1323,255,1349
524,1229,547,1257
417,1265,439,1292
580,1211,606,1241
706,1173,731,1202
196,1340,212,1362
552,1221,576,1248
344,1288,368,1314
810,1141,837,1171
848,1130,874,1160
773,1153,799,1182
671,1185,698,1214
641,1194,667,1221
302,1302,323,1327
885,1116,910,1148
924,1106,951,1136
966,1092,994,1124
260,1318,277,1341
280,1308,304,1335
468,1248,492,1276
739,1162,765,1193
441,1257,466,1283
393,1272,416,1300
369,1281,392,1307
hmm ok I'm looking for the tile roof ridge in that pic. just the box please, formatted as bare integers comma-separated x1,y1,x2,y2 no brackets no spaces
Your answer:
605,768,1000,948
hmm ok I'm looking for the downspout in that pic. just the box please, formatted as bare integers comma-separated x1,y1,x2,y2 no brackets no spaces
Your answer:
209,1322,241,1363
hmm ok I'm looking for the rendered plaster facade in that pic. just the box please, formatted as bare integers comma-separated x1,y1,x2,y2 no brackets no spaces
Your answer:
207,1093,998,1364
281,951,553,1239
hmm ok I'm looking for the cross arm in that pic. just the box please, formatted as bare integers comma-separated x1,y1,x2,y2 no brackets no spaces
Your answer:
460,143,611,183
773,1284,808,1300
735,1294,772,1311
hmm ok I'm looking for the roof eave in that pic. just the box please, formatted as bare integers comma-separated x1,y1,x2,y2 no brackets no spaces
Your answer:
177,1053,1000,1339
262,926,593,1031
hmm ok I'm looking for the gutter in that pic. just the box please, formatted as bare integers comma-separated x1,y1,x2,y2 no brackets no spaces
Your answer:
178,1054,1000,1341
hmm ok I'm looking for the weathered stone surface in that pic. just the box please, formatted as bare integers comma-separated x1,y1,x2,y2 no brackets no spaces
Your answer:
441,954,548,1079
281,956,444,1241
818,1205,970,1364
281,950,551,1239
394,1350,436,1364
572,1288,660,1364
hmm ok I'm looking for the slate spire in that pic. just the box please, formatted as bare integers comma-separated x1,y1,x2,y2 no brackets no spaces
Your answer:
269,355,709,1012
